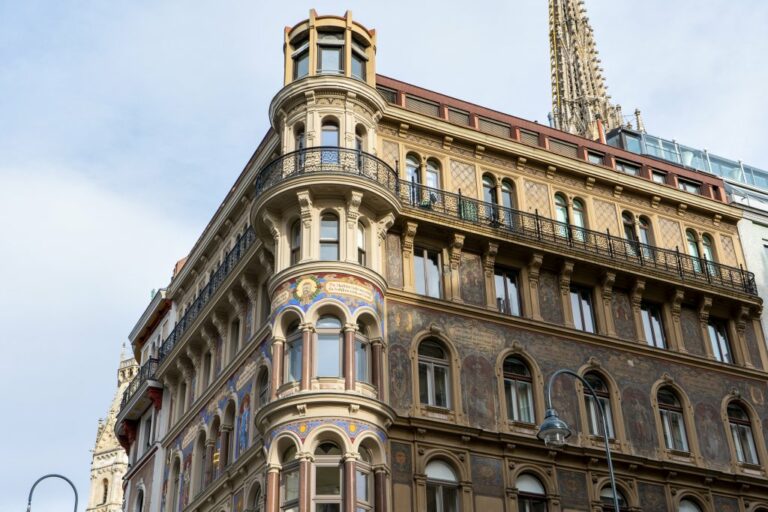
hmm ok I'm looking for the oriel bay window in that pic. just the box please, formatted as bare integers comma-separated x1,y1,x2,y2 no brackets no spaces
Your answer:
503,356,534,423
414,247,443,299
641,302,666,349
418,339,451,408
314,442,343,511
316,316,343,378
658,387,689,452
280,445,300,512
425,460,459,512
728,402,759,465
284,323,302,384
494,267,520,316
583,372,615,439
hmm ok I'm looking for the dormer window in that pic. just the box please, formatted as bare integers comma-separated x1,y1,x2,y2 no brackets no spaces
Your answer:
317,32,344,74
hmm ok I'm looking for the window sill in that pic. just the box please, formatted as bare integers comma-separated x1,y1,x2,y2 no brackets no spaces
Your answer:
419,404,456,422
663,449,694,464
507,420,537,436
737,462,764,476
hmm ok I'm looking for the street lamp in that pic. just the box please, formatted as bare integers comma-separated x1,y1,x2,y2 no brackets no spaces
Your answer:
536,368,620,512
26,474,78,512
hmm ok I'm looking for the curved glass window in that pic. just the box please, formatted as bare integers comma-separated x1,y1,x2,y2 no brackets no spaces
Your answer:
503,356,533,423
314,442,342,510
283,323,302,384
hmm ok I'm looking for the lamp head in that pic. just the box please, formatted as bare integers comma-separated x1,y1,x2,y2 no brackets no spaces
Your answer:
537,408,572,447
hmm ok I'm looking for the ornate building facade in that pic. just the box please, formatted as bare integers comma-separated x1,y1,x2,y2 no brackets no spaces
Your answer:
115,10,768,512
86,349,137,512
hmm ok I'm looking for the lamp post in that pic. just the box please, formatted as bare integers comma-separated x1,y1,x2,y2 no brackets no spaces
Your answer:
536,369,620,512
26,474,78,512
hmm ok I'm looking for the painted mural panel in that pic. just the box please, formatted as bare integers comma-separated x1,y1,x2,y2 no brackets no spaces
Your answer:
462,354,496,429
623,386,656,456
680,307,705,356
388,344,412,413
612,291,636,340
695,402,729,464
538,271,564,325
386,233,404,288
556,469,588,509
460,252,485,306
391,441,413,485
713,495,739,512
637,482,667,510
272,273,383,320
744,321,764,370
470,455,503,497
236,394,250,457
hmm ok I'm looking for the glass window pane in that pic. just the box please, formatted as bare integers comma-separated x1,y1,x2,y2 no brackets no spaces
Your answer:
320,217,339,240
320,243,339,261
442,487,458,512
319,47,342,73
316,333,340,377
517,381,533,423
356,340,369,383
418,363,429,404
316,505,340,512
414,252,426,295
570,290,583,331
426,251,441,298
426,484,438,512
581,292,595,333
505,379,516,421
316,466,341,495
282,469,299,502
356,470,369,502
433,365,449,407
294,52,309,79
494,273,506,313
351,54,365,79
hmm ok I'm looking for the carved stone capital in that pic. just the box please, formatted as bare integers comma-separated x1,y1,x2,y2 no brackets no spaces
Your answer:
377,212,396,246
482,242,499,276
670,289,685,319
211,312,227,338
401,222,418,253
630,278,646,310
296,189,313,228
227,289,246,314
601,271,616,303
201,326,217,351
559,260,575,295
346,190,364,225
735,304,751,334
239,275,259,302
698,296,713,323
449,233,465,271
527,252,544,284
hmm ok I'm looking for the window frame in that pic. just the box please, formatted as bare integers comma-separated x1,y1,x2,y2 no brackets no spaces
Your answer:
707,318,732,363
316,31,345,75
494,267,521,316
315,316,343,379
657,388,689,453
283,326,303,384
290,220,301,265
313,442,344,510
640,301,666,349
583,372,615,440
728,402,760,465
280,446,300,512
425,460,460,512
569,285,596,333
319,213,340,261
503,356,534,424
414,246,443,299
418,339,452,409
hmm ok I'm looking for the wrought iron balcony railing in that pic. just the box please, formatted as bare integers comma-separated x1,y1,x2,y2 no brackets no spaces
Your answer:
255,146,399,197
399,182,757,296
252,148,756,296
158,227,257,362
120,357,159,410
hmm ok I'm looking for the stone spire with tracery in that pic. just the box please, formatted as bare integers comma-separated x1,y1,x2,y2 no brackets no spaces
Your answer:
549,0,624,140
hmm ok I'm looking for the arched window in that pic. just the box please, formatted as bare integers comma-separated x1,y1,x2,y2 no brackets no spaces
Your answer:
209,417,221,482
702,234,715,262
251,484,263,512
425,460,459,512
355,322,371,384
600,486,629,512
622,212,636,241
257,368,270,407
686,230,703,273
356,447,374,511
583,372,615,439
169,459,181,512
406,155,421,205
355,125,366,168
426,159,441,189
728,402,759,465
280,445,300,512
101,478,109,504
554,194,569,224
503,356,534,424
516,473,547,512
290,220,301,265
135,489,144,512
357,222,366,266
321,119,340,164
316,316,343,378
483,175,497,204
284,322,302,384
638,216,653,245
572,198,586,241
193,431,207,494
418,339,451,408
314,442,343,510
223,401,236,467
319,213,340,261
678,498,703,512
501,180,516,227
658,387,689,452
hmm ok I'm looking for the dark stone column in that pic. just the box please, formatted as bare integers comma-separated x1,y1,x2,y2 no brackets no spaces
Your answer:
265,467,280,512
374,467,388,512
301,325,313,390
271,338,284,399
371,339,383,399
344,324,356,390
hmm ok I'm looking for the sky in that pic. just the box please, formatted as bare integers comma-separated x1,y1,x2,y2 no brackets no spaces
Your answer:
1,0,767,509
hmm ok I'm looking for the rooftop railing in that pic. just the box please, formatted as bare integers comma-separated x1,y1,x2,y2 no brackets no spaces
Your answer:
157,227,257,362
253,148,756,296
120,358,159,410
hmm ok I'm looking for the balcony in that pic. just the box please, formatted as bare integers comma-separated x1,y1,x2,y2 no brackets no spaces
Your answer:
253,148,757,297
255,146,399,198
158,226,257,362
118,358,161,421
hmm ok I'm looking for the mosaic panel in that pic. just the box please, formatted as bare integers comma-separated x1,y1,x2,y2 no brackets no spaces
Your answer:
460,252,485,306
680,307,705,356
612,291,636,340
538,271,564,325
450,159,477,196
462,354,496,429
658,217,683,250
713,495,739,512
382,139,400,169
386,233,403,288
391,441,413,484
623,386,656,457
638,482,667,510
719,234,737,266
593,199,619,234
524,180,550,216
265,418,387,451
272,273,383,320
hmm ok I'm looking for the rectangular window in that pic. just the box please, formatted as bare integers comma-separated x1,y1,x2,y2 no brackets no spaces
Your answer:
351,53,366,80
587,152,604,165
661,409,689,452
651,170,667,184
355,338,370,383
418,361,450,408
678,179,701,194
284,338,302,384
280,467,300,511
732,423,759,464
586,395,615,438
570,286,595,333
316,332,341,377
143,416,152,451
494,268,521,316
414,247,443,299
293,51,309,79
707,319,732,363
317,32,344,74
641,302,666,348
616,160,640,176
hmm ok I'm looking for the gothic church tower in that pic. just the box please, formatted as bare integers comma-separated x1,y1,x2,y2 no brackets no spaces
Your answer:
549,0,624,139
86,347,138,512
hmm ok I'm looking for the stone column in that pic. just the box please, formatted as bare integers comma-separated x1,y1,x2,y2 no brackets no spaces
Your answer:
220,425,233,468
401,222,418,292
301,323,314,391
346,191,364,263
668,289,685,353
698,296,714,359
482,242,499,310
298,453,312,512
733,305,752,368
559,260,575,328
374,467,388,512
630,278,646,344
598,271,617,337
202,326,218,384
271,337,285,399
343,453,358,512
265,465,280,512
524,253,543,321
204,439,215,486
448,233,464,302
344,323,356,390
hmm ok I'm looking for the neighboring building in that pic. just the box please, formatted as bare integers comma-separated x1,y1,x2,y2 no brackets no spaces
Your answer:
86,349,137,512
115,9,768,512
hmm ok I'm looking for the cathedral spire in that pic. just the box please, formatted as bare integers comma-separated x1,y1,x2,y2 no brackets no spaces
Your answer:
549,0,625,140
